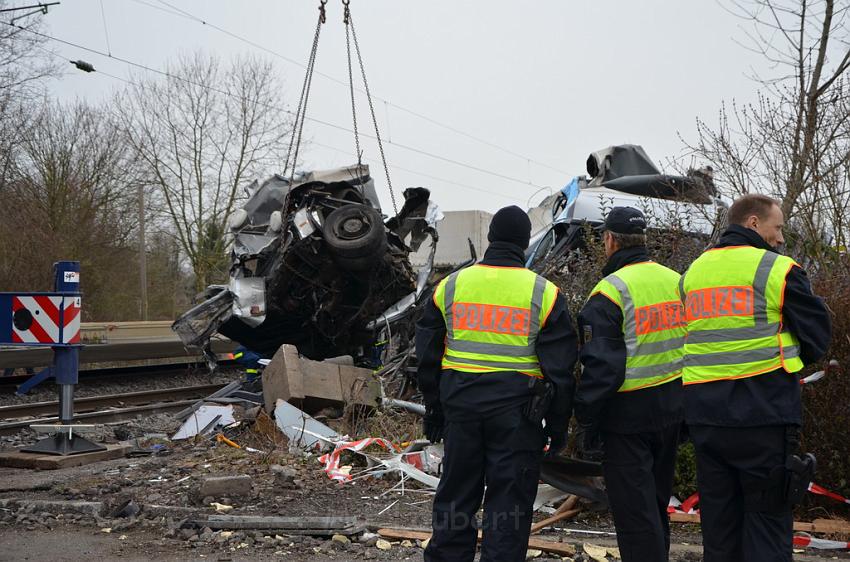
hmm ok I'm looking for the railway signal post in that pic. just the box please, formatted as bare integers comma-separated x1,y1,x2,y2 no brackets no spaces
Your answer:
0,261,105,455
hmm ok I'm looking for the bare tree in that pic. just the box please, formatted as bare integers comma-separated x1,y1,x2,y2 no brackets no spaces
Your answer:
0,99,142,319
115,52,290,291
684,0,850,258
0,2,62,191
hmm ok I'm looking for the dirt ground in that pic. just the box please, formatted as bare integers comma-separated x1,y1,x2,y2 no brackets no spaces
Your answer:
0,438,846,561
0,380,847,561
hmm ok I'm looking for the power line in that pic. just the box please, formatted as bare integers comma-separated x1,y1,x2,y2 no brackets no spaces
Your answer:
135,0,571,177
311,140,522,203
31,35,526,206
6,21,550,191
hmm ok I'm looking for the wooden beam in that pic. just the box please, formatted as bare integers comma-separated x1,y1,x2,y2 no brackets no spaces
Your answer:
377,528,577,557
530,508,581,535
670,513,850,535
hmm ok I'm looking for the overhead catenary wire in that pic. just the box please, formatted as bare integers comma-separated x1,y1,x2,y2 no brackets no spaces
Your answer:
5,21,551,192
311,139,523,204
31,36,526,206
136,0,571,177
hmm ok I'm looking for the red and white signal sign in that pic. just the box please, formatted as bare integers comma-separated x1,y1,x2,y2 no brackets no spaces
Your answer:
11,295,81,344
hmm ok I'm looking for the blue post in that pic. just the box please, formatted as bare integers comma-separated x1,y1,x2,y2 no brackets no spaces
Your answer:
20,261,105,455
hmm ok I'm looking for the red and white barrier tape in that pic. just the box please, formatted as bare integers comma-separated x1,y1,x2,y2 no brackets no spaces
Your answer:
317,437,399,482
794,533,850,550
808,482,850,505
668,492,700,514
668,485,850,550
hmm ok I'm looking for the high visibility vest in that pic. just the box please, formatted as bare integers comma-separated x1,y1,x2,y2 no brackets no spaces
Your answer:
680,245,803,385
433,264,558,378
589,261,686,392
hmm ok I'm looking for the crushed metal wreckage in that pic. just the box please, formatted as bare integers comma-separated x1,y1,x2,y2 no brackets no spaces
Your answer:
526,144,725,273
172,164,445,364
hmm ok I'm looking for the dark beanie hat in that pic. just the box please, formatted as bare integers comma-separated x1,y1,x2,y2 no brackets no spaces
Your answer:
488,205,532,250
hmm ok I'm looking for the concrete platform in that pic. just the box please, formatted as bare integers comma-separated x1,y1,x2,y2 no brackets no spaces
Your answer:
0,443,130,470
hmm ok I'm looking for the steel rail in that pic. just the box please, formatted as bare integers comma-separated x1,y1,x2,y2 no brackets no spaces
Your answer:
0,361,235,394
0,383,225,419
0,401,202,435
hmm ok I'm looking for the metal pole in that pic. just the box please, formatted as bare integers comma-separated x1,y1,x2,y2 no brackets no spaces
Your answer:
138,183,148,321
58,382,74,423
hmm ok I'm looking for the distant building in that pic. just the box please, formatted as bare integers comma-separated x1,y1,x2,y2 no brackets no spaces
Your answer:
410,210,493,269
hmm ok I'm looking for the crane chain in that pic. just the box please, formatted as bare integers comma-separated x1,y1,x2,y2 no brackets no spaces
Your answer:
345,4,399,215
343,1,362,168
283,0,327,182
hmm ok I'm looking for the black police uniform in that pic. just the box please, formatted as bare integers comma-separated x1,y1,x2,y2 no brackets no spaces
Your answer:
575,244,683,562
416,236,578,561
685,225,831,562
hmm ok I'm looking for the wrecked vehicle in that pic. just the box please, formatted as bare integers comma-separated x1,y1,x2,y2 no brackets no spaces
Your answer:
526,144,725,271
173,164,441,362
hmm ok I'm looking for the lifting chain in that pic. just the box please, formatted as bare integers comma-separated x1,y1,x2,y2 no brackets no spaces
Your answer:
283,0,327,184
343,0,361,169
343,0,399,215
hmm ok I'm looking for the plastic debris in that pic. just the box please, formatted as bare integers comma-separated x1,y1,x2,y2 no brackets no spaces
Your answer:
273,399,339,452
793,533,850,550
210,502,234,513
172,405,235,440
215,433,240,449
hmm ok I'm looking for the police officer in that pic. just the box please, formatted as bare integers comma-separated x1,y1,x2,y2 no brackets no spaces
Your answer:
680,194,831,562
416,205,578,562
574,207,685,562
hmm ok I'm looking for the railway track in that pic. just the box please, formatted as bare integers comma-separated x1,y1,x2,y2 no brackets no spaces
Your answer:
0,361,235,394
0,383,226,435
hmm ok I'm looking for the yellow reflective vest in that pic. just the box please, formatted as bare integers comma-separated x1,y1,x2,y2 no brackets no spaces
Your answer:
589,261,686,392
433,264,558,378
680,245,804,384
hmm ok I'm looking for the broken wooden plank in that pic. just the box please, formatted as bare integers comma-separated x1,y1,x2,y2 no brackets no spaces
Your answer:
530,508,581,535
669,513,850,536
377,528,577,557
0,443,130,470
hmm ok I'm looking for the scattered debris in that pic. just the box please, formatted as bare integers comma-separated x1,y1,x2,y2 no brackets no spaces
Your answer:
111,499,140,519
261,344,380,414
209,503,234,514
375,538,392,551
273,399,339,452
199,475,252,498
172,405,236,440
583,542,611,562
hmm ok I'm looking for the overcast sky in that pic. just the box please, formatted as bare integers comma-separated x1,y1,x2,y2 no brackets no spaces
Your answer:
42,0,766,213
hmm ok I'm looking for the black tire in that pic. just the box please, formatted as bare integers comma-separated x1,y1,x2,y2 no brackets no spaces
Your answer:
323,204,386,259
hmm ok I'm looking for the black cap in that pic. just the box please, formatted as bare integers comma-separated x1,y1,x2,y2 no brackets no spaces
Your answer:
488,205,532,250
596,206,647,234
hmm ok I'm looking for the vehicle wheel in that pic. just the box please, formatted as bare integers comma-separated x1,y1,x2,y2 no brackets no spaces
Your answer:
323,205,386,259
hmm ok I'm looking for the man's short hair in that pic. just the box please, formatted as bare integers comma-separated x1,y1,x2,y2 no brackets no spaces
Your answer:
727,194,779,226
610,231,646,249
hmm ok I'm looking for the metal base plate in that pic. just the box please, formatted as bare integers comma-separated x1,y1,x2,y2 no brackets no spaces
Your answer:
21,432,107,456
